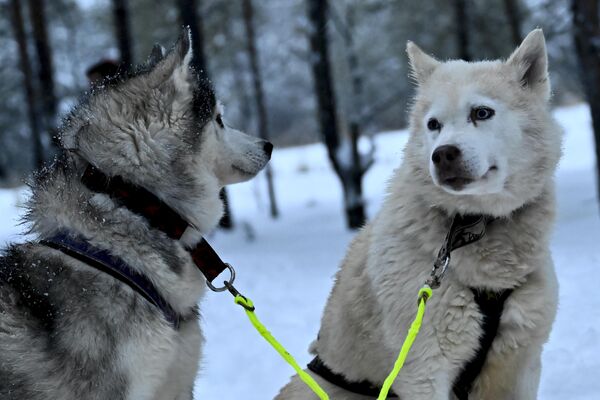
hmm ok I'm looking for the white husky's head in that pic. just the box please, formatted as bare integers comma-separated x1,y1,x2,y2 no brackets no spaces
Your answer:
60,28,272,233
405,29,562,216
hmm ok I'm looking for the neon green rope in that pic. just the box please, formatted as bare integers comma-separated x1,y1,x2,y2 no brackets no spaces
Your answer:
234,295,330,400
377,285,432,400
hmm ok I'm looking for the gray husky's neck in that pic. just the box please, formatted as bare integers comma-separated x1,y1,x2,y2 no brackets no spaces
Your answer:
26,157,206,314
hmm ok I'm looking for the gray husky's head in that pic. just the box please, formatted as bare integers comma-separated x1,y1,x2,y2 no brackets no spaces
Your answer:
60,28,272,234
405,29,562,216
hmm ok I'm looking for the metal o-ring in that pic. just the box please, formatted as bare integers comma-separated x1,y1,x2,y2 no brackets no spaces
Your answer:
206,264,236,292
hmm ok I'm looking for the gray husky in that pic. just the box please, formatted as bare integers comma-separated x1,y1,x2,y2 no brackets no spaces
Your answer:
0,29,271,400
277,29,561,399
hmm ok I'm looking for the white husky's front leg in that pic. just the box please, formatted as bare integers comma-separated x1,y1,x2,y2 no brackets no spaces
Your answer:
469,344,542,400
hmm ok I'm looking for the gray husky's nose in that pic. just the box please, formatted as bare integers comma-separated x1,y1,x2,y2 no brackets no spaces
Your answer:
432,145,462,167
263,142,273,158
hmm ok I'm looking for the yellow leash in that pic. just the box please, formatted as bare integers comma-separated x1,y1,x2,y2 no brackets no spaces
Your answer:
377,285,432,399
233,294,330,400
207,214,488,398
230,285,431,400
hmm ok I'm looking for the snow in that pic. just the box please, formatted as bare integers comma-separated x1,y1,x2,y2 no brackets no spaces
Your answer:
0,104,598,399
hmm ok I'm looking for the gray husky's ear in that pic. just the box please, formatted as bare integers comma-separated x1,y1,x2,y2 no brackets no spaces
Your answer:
506,29,549,100
147,44,166,67
406,41,440,84
148,27,193,91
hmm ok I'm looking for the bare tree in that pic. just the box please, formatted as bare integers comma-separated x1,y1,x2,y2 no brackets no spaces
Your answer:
572,0,600,209
503,0,523,47
453,0,471,60
306,0,372,229
242,0,279,218
27,0,58,149
8,0,44,169
112,0,133,66
177,0,233,228
177,0,208,74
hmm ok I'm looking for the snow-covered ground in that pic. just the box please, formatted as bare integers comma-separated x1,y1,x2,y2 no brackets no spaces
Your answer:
0,104,598,399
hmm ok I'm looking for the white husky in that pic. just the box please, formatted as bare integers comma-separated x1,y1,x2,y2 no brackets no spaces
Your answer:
277,29,561,400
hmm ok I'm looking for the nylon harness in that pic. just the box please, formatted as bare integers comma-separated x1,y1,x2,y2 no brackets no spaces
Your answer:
307,215,513,399
40,164,231,329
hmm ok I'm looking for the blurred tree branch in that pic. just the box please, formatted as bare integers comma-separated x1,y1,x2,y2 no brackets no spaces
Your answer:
571,0,600,210
8,0,44,169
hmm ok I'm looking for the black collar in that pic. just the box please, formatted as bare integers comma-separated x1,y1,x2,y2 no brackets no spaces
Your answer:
40,164,232,328
308,213,511,399
81,164,229,283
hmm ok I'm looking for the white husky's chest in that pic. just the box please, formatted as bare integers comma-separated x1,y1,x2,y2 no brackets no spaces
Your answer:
120,318,202,400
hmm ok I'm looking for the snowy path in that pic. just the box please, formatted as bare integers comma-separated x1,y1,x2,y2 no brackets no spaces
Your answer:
0,104,598,399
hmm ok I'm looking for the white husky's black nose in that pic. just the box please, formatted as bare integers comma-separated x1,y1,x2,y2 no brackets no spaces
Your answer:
263,141,273,159
432,145,461,167
432,145,473,190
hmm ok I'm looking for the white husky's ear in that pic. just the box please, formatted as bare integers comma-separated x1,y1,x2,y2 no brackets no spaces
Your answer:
406,41,441,84
148,27,193,92
506,29,550,100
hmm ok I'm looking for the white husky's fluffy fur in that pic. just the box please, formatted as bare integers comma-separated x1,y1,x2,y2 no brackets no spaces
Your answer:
277,29,562,400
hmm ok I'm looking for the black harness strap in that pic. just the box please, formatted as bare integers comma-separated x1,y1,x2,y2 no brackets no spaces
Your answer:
452,288,513,399
41,232,181,328
307,214,513,399
308,287,511,399
307,357,396,398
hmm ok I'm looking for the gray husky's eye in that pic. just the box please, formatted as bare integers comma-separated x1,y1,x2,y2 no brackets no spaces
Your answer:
427,118,442,131
471,106,495,122
216,114,224,128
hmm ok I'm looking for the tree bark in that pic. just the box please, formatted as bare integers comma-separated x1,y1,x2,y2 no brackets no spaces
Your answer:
306,0,367,229
453,0,471,61
8,0,44,169
572,0,600,211
242,0,279,218
177,0,208,76
503,0,523,47
27,0,58,148
112,0,133,67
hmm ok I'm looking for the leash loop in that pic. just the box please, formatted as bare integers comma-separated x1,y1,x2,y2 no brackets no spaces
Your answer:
205,263,236,292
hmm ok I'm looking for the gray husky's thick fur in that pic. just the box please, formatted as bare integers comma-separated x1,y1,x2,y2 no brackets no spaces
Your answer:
277,30,561,399
0,29,270,400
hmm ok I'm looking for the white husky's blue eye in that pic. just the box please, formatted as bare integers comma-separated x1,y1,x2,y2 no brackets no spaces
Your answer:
471,106,495,122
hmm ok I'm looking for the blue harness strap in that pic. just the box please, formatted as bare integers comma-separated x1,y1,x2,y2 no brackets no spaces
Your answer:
41,232,181,329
